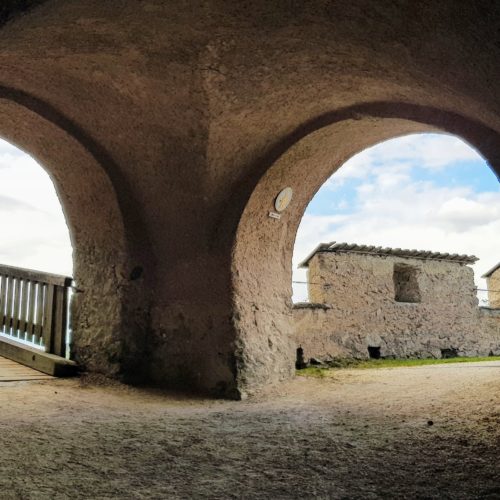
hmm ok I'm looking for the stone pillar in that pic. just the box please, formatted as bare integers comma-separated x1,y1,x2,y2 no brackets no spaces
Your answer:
307,254,331,304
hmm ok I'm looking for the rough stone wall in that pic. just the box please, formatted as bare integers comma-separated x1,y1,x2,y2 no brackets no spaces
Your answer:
479,308,500,352
486,269,500,308
0,1,44,27
294,252,500,360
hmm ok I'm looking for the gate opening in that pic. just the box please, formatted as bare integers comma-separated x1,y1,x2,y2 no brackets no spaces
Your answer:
368,346,381,359
292,133,500,365
0,138,73,360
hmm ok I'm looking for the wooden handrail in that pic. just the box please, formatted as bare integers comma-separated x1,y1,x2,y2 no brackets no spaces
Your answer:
0,264,73,358
0,264,72,288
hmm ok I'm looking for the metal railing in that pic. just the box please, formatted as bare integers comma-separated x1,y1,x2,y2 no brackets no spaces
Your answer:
293,281,498,307
0,264,72,358
477,288,491,308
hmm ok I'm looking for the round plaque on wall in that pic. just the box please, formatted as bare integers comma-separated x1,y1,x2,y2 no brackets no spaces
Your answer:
274,187,293,212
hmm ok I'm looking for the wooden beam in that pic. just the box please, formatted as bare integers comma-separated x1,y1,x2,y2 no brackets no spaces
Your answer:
0,336,77,377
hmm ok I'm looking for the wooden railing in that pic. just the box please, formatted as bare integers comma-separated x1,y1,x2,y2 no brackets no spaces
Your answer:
0,264,72,358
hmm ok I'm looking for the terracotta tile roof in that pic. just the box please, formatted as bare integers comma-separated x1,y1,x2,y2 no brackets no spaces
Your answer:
298,242,478,268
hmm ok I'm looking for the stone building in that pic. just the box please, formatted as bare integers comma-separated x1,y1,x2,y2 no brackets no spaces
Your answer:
482,263,500,309
294,243,500,361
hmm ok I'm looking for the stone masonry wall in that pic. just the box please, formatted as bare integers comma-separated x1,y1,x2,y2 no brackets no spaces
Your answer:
479,308,500,351
294,252,500,361
486,268,500,309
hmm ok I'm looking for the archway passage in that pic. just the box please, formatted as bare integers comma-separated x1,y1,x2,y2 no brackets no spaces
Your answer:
0,137,73,361
0,95,148,383
293,133,500,303
232,110,500,397
0,138,72,276
291,133,500,364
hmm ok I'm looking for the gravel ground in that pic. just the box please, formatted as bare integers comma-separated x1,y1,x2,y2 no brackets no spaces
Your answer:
0,361,499,499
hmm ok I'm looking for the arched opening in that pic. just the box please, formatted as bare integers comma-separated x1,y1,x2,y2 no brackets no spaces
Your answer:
0,137,72,275
231,104,500,396
0,137,73,358
292,133,500,364
0,93,149,380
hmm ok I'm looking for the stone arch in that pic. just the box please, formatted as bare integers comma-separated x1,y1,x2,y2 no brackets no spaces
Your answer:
0,87,150,379
231,102,500,395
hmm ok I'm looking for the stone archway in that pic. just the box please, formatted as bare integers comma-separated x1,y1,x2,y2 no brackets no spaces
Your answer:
231,103,500,396
0,0,498,398
0,90,150,380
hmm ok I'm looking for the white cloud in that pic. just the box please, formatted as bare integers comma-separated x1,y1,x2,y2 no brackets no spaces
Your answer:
435,194,500,231
324,152,372,188
0,138,72,276
325,133,486,192
363,133,483,169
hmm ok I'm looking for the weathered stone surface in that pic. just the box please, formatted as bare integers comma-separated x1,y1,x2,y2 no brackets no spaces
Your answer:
483,263,500,308
294,252,500,360
0,1,44,28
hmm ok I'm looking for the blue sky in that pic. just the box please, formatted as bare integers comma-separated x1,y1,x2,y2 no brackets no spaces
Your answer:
293,133,500,302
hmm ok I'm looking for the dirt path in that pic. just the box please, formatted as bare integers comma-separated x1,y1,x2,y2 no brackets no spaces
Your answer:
0,362,499,499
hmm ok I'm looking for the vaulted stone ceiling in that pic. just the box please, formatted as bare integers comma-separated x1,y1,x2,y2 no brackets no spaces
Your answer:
0,1,498,397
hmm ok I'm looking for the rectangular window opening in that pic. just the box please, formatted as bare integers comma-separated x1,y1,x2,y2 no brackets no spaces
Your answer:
393,264,421,303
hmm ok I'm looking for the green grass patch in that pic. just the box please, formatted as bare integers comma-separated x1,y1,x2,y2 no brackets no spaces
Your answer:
297,356,500,377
